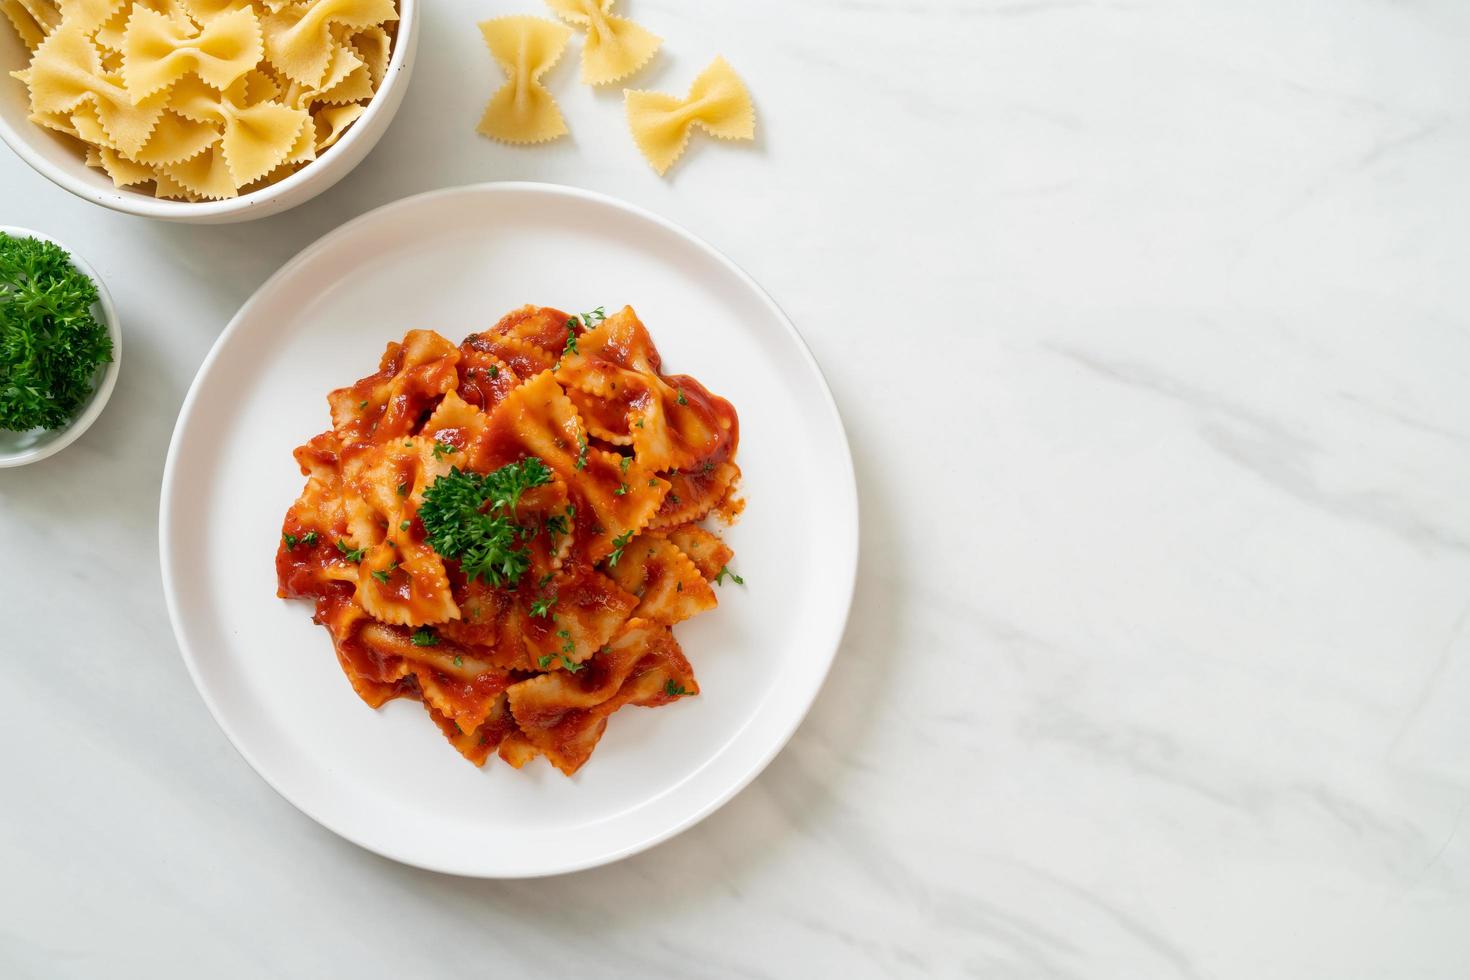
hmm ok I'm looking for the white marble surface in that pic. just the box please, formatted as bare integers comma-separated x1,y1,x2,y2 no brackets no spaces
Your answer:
2,0,1468,975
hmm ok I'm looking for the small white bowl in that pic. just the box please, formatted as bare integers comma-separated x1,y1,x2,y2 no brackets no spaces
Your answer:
0,226,121,467
0,0,418,224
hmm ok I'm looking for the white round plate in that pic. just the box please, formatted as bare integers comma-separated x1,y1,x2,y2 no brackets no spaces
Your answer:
160,183,858,877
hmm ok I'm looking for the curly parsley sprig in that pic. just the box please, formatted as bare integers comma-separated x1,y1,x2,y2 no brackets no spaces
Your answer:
418,458,553,587
0,233,112,432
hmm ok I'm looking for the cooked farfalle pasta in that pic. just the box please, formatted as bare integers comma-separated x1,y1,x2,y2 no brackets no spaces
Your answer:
543,0,657,86
624,56,754,175
2,0,398,200
276,305,743,775
475,15,570,145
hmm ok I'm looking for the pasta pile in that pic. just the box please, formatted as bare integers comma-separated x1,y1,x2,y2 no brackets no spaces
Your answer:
2,0,398,200
477,1,755,175
276,305,744,775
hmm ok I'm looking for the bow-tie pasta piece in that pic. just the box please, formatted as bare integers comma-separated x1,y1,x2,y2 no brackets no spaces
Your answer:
261,0,396,88
96,143,154,185
132,107,221,165
19,0,61,28
58,0,121,33
624,56,755,175
171,74,309,189
349,24,389,86
2,0,53,49
93,0,193,51
300,42,374,106
163,140,236,198
153,169,196,199
476,15,571,145
179,0,251,20
26,21,169,155
543,0,658,86
314,100,363,149
122,4,262,99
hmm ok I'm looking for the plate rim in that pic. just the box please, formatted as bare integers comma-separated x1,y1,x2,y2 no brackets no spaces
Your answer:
158,181,860,877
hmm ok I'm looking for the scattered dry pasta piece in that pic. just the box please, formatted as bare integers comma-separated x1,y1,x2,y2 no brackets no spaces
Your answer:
624,56,754,175
543,0,658,86
475,15,570,145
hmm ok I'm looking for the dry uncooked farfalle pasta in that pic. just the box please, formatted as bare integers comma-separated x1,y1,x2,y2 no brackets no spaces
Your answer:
543,0,658,86
2,0,398,200
475,15,570,145
624,56,754,175
2,0,53,48
122,5,262,99
261,0,395,87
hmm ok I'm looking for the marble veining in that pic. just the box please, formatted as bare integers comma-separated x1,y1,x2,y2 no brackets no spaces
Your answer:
2,0,1469,976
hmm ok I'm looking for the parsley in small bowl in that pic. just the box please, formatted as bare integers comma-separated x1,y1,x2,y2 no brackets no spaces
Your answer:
0,227,120,468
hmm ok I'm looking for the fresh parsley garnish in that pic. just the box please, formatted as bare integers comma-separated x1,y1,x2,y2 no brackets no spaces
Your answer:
370,568,391,584
614,483,629,496
560,656,585,673
648,478,658,488
399,520,411,531
486,456,552,517
432,440,455,460
620,455,631,473
574,433,588,471
282,532,299,549
488,363,500,378
563,319,579,357
453,655,463,667
418,459,552,586
336,539,365,563
529,595,557,618
607,529,634,567
664,680,689,696
714,565,744,586
676,388,687,405
410,628,438,647
396,481,408,497
0,232,112,432
301,531,319,547
537,654,554,669
357,399,368,410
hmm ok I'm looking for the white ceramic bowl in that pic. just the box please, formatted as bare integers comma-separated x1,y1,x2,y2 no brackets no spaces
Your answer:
0,1,418,224
0,226,121,467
